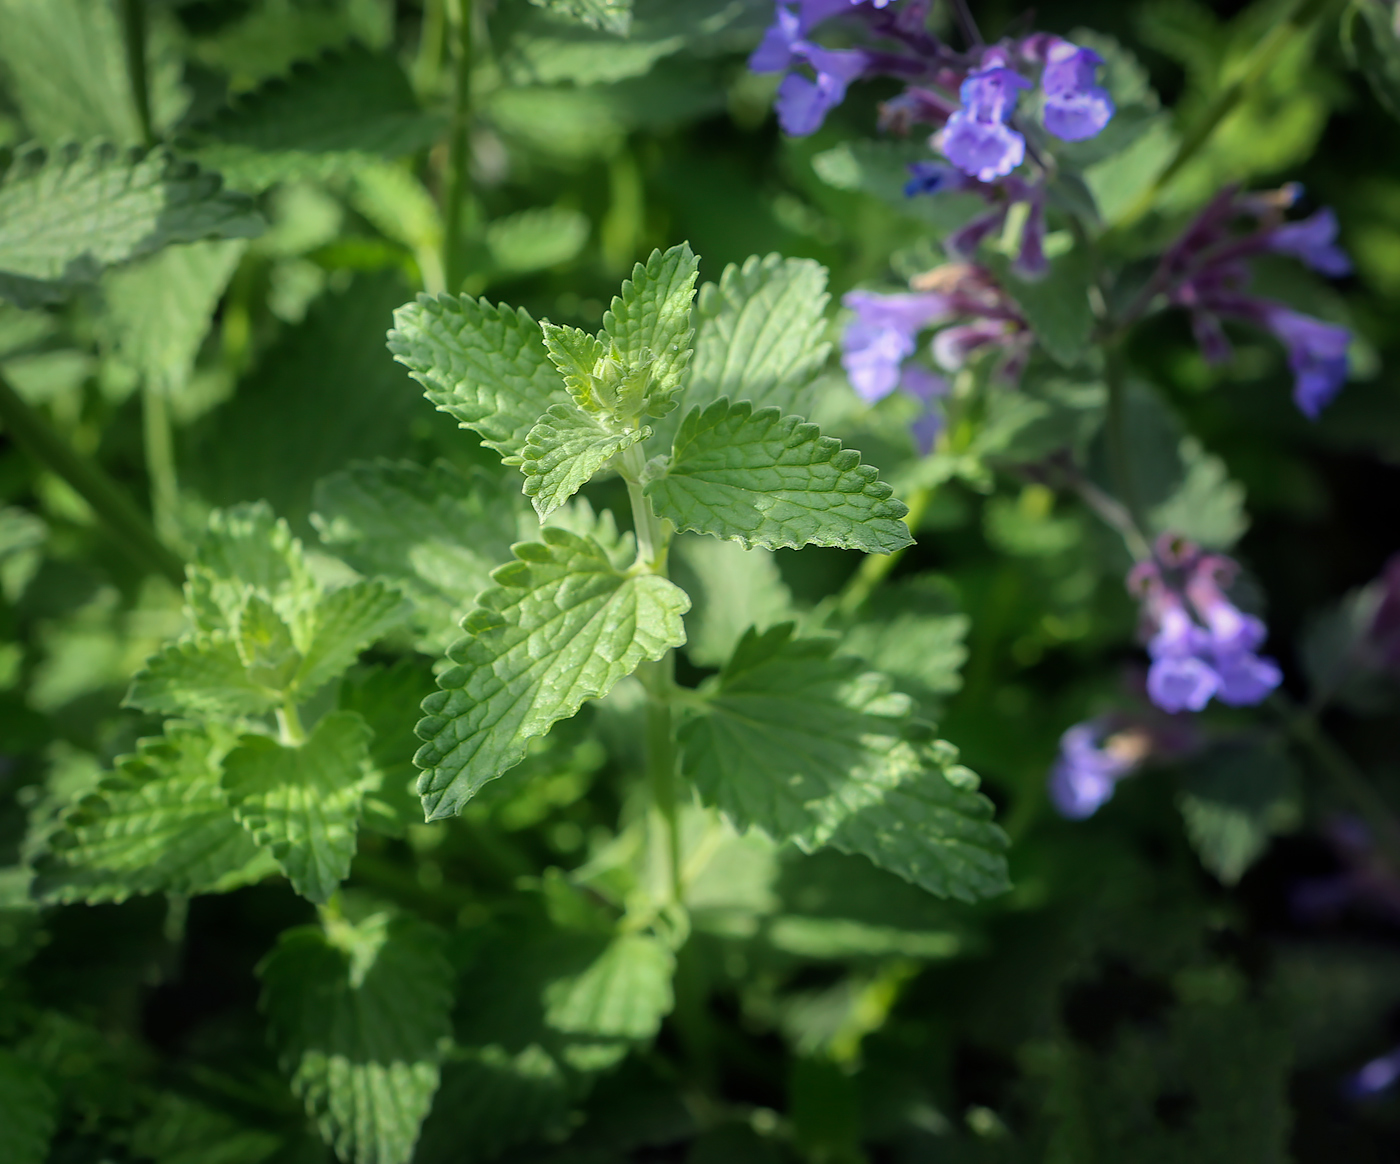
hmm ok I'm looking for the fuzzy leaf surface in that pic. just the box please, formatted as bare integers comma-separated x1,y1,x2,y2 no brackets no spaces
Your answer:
0,144,262,306
687,253,831,416
415,528,689,819
32,724,276,904
223,712,371,903
602,243,699,398
186,501,317,634
541,321,607,410
388,294,565,458
679,625,1009,902
125,636,280,719
520,404,648,518
260,912,453,1164
647,399,912,553
529,0,633,34
183,45,444,191
313,460,530,652
0,1048,56,1164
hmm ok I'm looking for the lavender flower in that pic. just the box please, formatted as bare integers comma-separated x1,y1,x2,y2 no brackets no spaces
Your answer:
1129,537,1282,715
938,67,1031,181
1040,41,1116,141
1048,720,1150,818
749,3,871,135
900,363,950,453
841,289,951,401
1160,186,1354,418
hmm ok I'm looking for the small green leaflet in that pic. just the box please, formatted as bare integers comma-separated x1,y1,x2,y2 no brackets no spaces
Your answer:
601,243,698,401
126,635,281,719
688,254,831,415
0,143,263,307
223,712,372,904
259,912,454,1164
540,321,607,410
1177,743,1300,886
529,0,633,35
0,1048,57,1164
32,723,277,904
415,528,689,820
646,399,913,553
520,404,649,518
679,625,1009,902
182,44,445,191
312,460,531,652
186,501,317,634
388,294,566,458
236,594,301,691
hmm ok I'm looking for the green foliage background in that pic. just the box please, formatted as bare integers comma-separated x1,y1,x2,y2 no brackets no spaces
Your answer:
1,0,1399,1161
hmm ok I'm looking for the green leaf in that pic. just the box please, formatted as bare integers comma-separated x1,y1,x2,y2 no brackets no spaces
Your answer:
291,581,410,699
191,273,422,528
990,247,1095,368
0,0,186,145
687,253,831,417
33,723,277,904
540,321,608,410
485,206,590,277
223,712,372,903
520,403,649,518
415,528,689,819
1343,0,1400,122
0,1048,56,1164
679,625,1009,902
0,144,263,307
542,932,675,1042
602,243,699,401
126,635,280,719
259,912,453,1164
98,240,246,394
312,460,530,652
129,1092,285,1164
646,399,913,553
529,0,633,34
837,578,969,701
1149,436,1249,549
236,594,301,691
388,293,566,459
186,502,316,633
183,44,444,192
670,534,794,668
1178,743,1300,886
340,661,438,837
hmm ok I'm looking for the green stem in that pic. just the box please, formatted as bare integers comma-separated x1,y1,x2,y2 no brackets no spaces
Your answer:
118,0,156,147
1112,0,1338,231
0,369,184,585
1276,693,1400,864
142,383,180,548
442,0,474,293
1103,347,1145,536
277,700,306,746
836,482,932,616
414,0,448,98
621,441,681,902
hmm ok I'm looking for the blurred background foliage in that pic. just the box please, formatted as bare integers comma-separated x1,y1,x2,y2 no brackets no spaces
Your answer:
0,0,1399,1160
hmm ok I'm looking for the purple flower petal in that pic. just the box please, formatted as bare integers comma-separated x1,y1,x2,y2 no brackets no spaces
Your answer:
1212,650,1282,706
1040,42,1115,141
750,4,803,72
1048,722,1142,819
1267,208,1352,278
840,290,951,402
1345,1047,1400,1099
1261,306,1350,418
1147,655,1219,713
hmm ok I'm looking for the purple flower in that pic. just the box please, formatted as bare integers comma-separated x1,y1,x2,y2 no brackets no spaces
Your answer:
750,3,871,135
1040,41,1115,141
1266,207,1352,277
1048,721,1150,819
938,67,1031,181
1130,538,1282,715
841,289,951,402
1254,306,1350,418
1345,1047,1400,1100
900,363,949,453
904,160,961,198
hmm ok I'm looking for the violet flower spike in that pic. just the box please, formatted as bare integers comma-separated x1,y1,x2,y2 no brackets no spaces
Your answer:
938,67,1031,182
750,3,871,136
1040,41,1115,142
